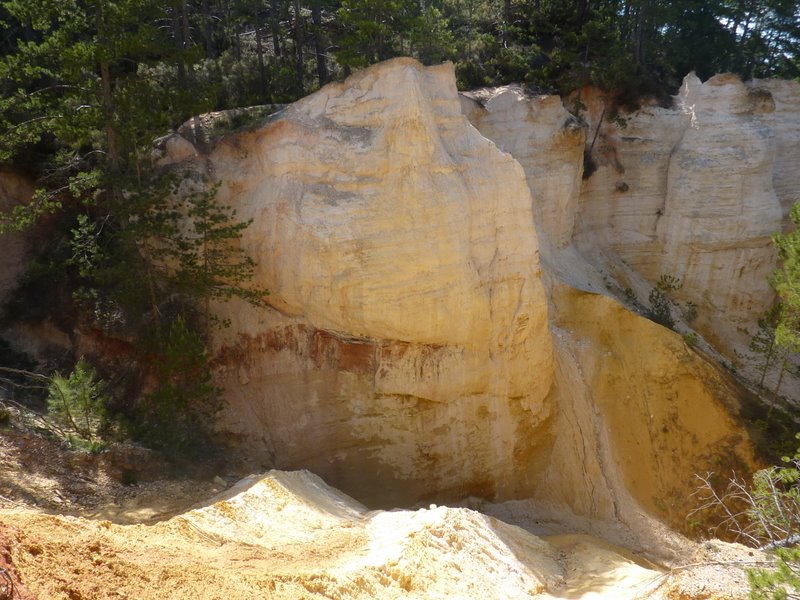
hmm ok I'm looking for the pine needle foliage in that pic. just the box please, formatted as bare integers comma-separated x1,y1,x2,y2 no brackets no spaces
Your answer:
47,358,108,451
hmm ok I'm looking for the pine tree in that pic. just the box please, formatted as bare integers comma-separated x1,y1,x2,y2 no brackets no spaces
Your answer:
0,0,266,453
773,203,800,355
750,304,786,392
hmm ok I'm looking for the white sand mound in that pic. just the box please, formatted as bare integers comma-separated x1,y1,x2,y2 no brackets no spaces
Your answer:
3,470,757,599
176,470,667,599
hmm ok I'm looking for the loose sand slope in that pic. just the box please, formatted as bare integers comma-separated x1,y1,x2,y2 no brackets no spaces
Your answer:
0,470,758,599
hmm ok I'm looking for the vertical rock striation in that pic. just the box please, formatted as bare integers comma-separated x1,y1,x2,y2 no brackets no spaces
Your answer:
205,59,554,506
657,74,781,350
156,60,762,541
753,78,800,224
459,86,586,256
465,73,783,355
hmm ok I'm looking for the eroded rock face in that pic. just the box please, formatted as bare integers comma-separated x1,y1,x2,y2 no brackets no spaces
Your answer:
0,61,786,585
753,78,800,223
162,60,760,539
657,74,781,350
458,77,767,536
539,283,753,540
459,86,586,255
205,59,554,506
464,73,782,354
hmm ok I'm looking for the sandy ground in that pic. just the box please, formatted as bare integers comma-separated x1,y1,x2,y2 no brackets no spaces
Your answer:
0,407,766,600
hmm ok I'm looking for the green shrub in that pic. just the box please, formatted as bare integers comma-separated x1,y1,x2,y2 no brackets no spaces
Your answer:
682,301,698,324
683,332,699,348
750,546,800,599
746,440,800,598
47,358,108,450
648,274,682,329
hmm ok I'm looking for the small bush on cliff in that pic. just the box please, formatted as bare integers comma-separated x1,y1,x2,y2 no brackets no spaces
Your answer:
648,274,682,328
683,332,699,348
750,304,790,397
772,204,800,356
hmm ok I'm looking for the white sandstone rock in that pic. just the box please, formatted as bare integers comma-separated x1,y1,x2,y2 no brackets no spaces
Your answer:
165,61,759,543
658,75,780,350
752,78,800,223
203,58,554,506
460,86,585,255
464,72,782,355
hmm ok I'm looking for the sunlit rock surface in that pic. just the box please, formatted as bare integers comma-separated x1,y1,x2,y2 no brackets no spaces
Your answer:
464,73,782,355
657,74,781,351
459,86,586,256
204,58,554,506
753,77,800,223
538,282,753,541
0,59,786,599
155,60,758,543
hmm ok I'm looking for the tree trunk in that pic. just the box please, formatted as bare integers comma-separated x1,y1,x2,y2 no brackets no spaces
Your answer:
775,356,788,397
759,336,777,389
502,0,511,47
254,5,268,101
634,3,646,65
311,0,327,85
738,10,755,76
234,19,242,61
293,0,304,95
202,0,217,58
100,61,120,175
576,0,588,25
271,0,283,58
181,0,191,53
173,2,187,85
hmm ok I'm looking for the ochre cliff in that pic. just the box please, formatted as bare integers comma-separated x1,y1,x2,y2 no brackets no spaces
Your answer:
197,59,554,506
537,282,752,540
147,59,764,543
1,58,792,599
463,74,783,356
